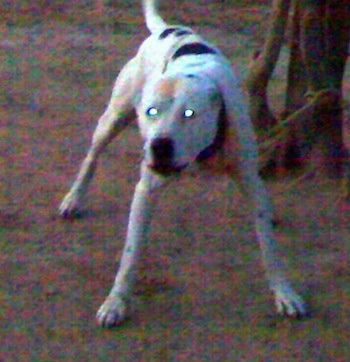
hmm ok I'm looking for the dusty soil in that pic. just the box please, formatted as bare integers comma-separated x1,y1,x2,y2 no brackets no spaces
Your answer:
1,2,349,361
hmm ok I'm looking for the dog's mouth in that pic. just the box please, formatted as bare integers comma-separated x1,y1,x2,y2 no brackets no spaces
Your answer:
147,162,188,176
146,137,188,176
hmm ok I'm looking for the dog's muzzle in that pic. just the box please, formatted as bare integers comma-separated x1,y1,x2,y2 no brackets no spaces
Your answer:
148,137,186,175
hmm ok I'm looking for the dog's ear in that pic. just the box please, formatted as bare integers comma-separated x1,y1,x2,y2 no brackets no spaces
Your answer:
206,63,258,194
209,90,222,106
196,100,227,163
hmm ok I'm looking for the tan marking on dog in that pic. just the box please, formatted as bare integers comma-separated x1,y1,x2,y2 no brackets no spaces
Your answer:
154,77,180,101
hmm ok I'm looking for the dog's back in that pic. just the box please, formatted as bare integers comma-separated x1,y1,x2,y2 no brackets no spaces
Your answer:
139,0,223,80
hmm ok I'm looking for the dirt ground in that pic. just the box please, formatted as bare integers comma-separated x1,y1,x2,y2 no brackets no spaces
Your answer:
1,1,349,361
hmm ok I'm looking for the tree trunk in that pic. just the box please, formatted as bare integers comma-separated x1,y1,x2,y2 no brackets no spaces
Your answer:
283,1,308,170
286,0,348,177
248,0,349,185
246,0,291,132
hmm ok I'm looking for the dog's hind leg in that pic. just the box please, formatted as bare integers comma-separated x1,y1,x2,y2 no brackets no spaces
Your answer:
59,59,139,218
96,165,171,327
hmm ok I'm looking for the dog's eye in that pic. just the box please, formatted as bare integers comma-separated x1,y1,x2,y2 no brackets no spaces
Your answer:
183,109,195,118
146,107,158,117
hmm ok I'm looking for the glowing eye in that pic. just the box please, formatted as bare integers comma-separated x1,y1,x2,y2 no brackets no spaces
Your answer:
147,107,158,117
183,109,195,118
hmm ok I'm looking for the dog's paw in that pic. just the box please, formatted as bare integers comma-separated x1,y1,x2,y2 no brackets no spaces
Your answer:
273,282,307,318
96,295,132,328
59,192,81,218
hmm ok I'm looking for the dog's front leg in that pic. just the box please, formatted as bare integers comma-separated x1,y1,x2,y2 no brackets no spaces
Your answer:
59,58,139,217
96,166,170,327
252,176,306,317
59,107,133,217
220,73,306,317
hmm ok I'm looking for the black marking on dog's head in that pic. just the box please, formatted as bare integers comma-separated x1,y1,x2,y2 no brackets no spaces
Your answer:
159,28,178,39
196,105,227,162
172,43,217,60
174,29,192,37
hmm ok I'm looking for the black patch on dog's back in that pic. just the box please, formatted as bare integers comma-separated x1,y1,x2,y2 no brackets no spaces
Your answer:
159,27,192,40
174,29,192,37
172,43,216,60
159,28,178,39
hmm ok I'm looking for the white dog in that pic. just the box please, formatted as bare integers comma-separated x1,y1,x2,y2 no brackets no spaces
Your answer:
59,0,306,327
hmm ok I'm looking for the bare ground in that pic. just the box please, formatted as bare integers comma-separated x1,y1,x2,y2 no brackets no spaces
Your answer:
1,2,349,361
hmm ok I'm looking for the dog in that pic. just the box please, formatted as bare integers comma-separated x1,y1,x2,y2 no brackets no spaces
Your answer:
59,0,306,327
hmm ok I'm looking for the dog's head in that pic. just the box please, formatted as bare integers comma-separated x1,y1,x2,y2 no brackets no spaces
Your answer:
137,74,225,176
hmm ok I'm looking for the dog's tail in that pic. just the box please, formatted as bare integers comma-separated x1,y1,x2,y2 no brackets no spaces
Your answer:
142,0,168,34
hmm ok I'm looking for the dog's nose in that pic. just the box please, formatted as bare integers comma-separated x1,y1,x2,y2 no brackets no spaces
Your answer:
150,137,175,164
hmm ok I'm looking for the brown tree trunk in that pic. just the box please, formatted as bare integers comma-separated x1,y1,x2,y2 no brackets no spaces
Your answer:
283,1,308,170
249,0,349,186
286,0,348,177
246,0,291,132
326,0,350,192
